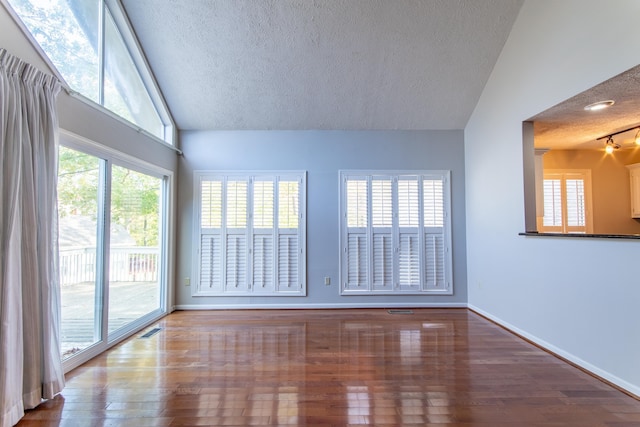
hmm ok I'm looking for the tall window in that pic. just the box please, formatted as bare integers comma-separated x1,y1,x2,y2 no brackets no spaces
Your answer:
541,170,592,234
194,171,307,296
339,171,452,295
7,0,171,142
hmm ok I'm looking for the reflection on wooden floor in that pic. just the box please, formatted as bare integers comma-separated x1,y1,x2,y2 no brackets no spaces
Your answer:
17,309,640,426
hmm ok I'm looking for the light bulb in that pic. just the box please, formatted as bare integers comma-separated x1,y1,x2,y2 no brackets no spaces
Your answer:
605,144,614,154
635,129,640,146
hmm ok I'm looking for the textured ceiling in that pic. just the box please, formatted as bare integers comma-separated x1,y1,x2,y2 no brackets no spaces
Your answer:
121,0,523,131
531,64,640,151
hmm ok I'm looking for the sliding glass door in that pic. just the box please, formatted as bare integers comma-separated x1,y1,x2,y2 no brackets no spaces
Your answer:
108,165,163,334
58,146,103,358
57,140,169,367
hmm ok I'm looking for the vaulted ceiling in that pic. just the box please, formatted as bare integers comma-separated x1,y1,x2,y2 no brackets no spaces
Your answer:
121,0,524,131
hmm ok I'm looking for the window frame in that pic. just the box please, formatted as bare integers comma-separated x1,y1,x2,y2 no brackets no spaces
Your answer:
193,170,307,297
339,170,453,295
58,129,173,373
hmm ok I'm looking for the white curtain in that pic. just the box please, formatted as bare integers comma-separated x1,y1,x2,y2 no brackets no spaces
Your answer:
0,48,65,427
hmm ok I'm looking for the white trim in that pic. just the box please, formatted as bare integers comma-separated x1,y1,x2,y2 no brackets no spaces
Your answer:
468,304,640,398
192,170,307,297
61,91,181,154
175,302,468,310
339,170,453,295
60,129,174,176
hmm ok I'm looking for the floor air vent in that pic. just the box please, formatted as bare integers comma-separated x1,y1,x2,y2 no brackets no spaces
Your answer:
387,309,414,315
140,328,161,338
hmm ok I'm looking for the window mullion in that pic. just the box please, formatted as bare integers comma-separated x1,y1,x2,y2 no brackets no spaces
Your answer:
392,176,399,290
98,0,105,105
97,159,111,345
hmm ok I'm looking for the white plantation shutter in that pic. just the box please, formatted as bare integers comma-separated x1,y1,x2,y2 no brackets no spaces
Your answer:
423,176,447,291
194,172,306,296
397,177,420,291
277,178,302,292
199,179,224,292
371,177,393,290
541,171,591,234
340,171,452,295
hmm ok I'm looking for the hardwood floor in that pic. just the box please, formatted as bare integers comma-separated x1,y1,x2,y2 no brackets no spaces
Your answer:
17,309,640,426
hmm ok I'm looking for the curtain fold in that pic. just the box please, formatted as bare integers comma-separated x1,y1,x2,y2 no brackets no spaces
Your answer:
0,48,64,427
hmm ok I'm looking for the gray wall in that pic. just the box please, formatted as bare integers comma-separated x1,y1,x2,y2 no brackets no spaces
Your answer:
466,0,640,395
177,130,467,308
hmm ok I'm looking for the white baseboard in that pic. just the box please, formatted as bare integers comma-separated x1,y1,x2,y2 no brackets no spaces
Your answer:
468,304,640,398
175,302,467,310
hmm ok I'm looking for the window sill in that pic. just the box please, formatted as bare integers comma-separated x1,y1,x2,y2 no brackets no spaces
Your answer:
519,232,640,240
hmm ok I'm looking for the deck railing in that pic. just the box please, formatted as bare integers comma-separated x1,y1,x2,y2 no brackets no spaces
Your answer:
59,246,159,285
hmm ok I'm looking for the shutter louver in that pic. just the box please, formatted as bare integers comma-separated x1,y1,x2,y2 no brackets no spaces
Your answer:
398,234,419,288
253,180,274,229
565,179,585,227
543,179,562,227
226,180,247,228
278,234,298,289
372,179,392,227
372,234,392,288
225,235,247,289
423,179,444,227
347,234,368,288
200,234,222,290
201,180,222,228
253,235,274,290
347,180,368,228
398,179,419,227
278,181,299,229
424,233,445,290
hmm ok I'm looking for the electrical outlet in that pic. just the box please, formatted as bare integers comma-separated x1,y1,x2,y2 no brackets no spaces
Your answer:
184,277,191,286
324,276,331,286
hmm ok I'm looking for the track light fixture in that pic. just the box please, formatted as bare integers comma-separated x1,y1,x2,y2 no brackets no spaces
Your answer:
604,136,620,154
597,125,640,153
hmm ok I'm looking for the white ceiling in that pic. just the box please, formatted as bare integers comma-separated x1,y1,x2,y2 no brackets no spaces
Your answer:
121,0,524,131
